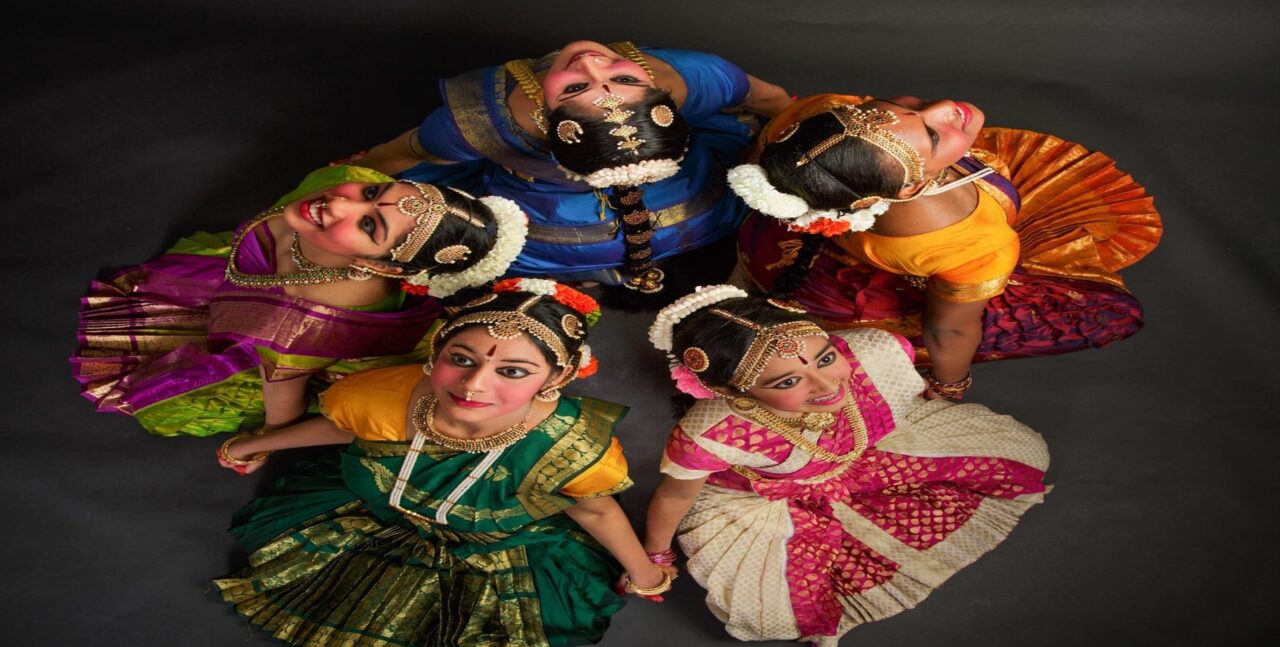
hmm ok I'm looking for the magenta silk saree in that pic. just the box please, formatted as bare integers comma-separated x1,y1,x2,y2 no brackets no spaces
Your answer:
71,220,441,436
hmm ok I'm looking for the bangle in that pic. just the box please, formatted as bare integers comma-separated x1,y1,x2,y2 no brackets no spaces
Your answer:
218,432,271,467
646,549,678,565
407,127,429,160
625,568,674,596
923,370,973,400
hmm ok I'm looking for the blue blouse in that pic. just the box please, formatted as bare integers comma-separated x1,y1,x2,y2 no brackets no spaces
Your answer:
400,46,756,283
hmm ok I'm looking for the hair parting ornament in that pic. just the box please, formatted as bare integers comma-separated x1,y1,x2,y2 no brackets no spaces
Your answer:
388,181,486,264
436,278,603,380
650,285,824,396
555,91,683,188
402,195,529,296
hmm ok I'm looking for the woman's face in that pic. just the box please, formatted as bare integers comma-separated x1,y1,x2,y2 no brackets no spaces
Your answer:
744,335,851,414
429,326,561,425
869,96,986,180
280,182,424,261
543,40,654,110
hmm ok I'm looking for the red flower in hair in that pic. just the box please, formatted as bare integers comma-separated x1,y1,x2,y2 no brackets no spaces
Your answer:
793,219,851,237
577,355,599,378
400,280,431,296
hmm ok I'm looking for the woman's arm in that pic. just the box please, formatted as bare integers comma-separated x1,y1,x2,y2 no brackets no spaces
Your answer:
642,474,709,554
740,74,794,118
920,292,988,395
260,367,310,430
565,496,668,593
350,129,425,177
218,416,354,474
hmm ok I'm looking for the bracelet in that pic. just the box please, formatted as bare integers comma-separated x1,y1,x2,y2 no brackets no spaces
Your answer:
218,432,271,467
625,568,674,596
407,127,430,160
923,370,973,400
646,549,678,565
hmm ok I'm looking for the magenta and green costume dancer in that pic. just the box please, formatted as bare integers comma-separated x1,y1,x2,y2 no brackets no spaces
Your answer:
215,365,634,646
402,42,757,284
662,329,1049,644
71,166,442,436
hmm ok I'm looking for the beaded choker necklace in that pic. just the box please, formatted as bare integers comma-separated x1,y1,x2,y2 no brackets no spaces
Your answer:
410,393,535,453
224,208,365,288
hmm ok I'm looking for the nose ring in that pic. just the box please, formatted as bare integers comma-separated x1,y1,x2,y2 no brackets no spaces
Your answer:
464,390,476,400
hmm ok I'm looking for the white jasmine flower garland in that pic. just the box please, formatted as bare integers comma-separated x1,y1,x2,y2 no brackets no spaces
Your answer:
727,163,888,234
648,285,749,353
406,195,529,297
561,158,682,188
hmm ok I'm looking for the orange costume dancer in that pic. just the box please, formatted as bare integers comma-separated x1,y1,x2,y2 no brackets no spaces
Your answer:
734,94,1161,396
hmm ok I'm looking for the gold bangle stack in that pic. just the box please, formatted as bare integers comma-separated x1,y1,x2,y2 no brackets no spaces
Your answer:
218,431,270,466
924,370,973,400
625,568,675,596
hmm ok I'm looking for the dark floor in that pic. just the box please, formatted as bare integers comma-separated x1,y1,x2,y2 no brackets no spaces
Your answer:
7,1,1278,645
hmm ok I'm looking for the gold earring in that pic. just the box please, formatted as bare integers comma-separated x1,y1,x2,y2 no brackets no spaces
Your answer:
534,387,561,402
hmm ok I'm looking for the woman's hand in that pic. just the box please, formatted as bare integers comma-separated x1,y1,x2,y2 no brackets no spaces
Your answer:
216,432,270,476
614,565,674,602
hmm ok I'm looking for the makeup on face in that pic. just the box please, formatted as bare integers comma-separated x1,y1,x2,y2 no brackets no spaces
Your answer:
283,183,422,262
543,40,654,109
747,336,851,414
428,327,553,425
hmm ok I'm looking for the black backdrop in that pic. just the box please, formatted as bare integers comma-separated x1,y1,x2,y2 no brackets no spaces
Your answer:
6,1,1277,644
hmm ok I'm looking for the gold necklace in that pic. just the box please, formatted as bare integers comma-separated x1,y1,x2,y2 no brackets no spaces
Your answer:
730,396,868,464
224,209,363,288
410,393,535,453
504,59,549,135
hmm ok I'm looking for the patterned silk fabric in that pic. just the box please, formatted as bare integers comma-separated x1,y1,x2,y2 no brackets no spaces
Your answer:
662,329,1049,643
216,366,632,646
71,166,443,436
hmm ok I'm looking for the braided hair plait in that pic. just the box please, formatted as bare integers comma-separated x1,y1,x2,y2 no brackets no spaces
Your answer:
767,233,825,301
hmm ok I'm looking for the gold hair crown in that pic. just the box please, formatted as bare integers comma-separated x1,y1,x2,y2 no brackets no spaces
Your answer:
796,105,925,187
705,309,827,391
434,294,580,371
389,181,487,264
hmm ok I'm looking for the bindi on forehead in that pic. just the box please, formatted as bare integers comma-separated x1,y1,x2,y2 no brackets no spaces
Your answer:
486,345,499,358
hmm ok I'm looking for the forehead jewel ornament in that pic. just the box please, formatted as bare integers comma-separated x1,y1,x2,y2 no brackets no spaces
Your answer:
389,180,487,263
707,308,827,391
594,92,645,154
435,295,575,369
794,105,926,187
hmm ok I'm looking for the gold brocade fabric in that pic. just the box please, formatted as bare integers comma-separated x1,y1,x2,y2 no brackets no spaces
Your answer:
974,127,1162,286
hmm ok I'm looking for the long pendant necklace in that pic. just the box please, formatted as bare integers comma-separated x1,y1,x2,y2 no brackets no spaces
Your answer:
389,393,537,525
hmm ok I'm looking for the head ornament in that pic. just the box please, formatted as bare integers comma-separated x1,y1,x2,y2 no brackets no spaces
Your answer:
389,181,486,264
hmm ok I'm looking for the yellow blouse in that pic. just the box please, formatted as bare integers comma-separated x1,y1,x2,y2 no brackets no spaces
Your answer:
834,187,1020,302
319,364,629,497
